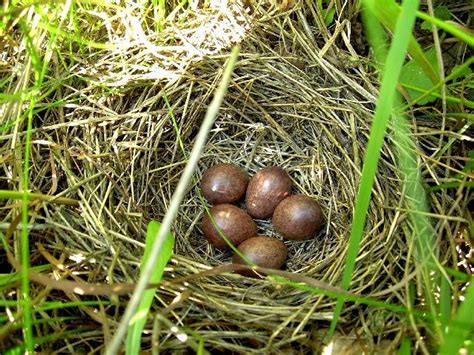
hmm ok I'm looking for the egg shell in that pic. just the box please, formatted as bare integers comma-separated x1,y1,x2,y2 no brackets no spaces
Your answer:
245,166,291,219
202,204,257,250
272,195,323,240
201,163,249,205
232,236,288,277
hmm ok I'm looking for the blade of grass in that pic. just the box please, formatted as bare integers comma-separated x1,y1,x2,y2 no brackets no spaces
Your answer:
0,190,79,206
416,11,474,47
364,0,466,347
5,328,90,355
0,119,19,134
19,24,39,355
271,275,429,320
391,108,443,342
440,282,474,354
398,336,412,354
366,0,439,84
428,180,474,192
364,0,447,346
153,0,166,32
106,45,240,354
184,327,206,355
36,300,110,312
164,93,253,265
36,21,115,50
17,3,71,349
326,0,421,341
439,276,452,329
0,299,111,324
399,82,474,108
1,316,79,329
126,221,174,355
443,268,471,283
0,93,25,101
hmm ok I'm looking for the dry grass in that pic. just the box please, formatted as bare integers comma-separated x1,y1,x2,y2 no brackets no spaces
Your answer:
0,0,471,353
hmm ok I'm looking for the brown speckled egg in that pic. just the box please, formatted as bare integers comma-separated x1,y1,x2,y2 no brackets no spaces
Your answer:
232,236,288,277
201,163,249,205
202,204,257,250
245,167,291,219
273,195,323,240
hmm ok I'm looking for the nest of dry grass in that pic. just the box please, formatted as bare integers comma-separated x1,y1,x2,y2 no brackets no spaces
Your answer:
1,1,471,353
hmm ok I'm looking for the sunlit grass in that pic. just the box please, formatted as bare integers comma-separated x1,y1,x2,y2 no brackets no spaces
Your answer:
326,0,473,351
440,282,474,354
106,45,241,354
327,0,423,340
126,222,174,355
2,1,74,350
0,0,471,352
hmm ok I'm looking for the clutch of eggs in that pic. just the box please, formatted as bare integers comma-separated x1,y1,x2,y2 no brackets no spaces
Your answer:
200,163,324,276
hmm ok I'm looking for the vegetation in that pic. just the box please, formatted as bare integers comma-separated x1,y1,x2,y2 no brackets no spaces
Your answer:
0,0,472,353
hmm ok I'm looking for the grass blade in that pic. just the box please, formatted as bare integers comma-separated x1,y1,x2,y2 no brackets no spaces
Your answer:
126,221,174,355
400,56,474,110
19,28,38,355
439,276,452,329
327,0,421,340
398,336,412,354
272,275,427,320
391,108,442,341
366,0,439,84
106,45,240,354
440,282,474,354
0,190,79,206
399,48,439,105
416,11,474,47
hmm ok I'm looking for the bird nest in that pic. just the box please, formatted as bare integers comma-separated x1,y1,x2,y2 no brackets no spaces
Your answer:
1,1,469,353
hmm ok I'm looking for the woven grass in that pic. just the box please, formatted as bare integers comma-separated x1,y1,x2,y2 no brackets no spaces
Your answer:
1,0,471,353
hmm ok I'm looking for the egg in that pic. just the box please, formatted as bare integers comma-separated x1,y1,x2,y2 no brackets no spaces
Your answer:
245,166,291,219
202,204,257,250
232,236,288,277
272,195,323,240
201,163,249,205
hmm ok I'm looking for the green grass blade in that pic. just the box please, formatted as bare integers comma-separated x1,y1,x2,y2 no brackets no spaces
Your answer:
416,11,474,47
444,268,471,283
399,48,439,105
106,46,241,354
0,93,25,101
36,21,114,49
366,0,439,84
361,1,389,67
20,31,37,355
440,282,474,354
391,108,442,340
36,300,110,312
362,0,446,346
272,276,430,320
0,190,79,206
0,301,108,323
5,328,88,354
399,55,473,110
327,0,421,340
439,276,452,329
126,221,174,355
398,336,412,354
155,0,166,32
400,82,474,108
15,3,71,349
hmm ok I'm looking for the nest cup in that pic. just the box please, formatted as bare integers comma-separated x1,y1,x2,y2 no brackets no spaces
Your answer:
3,2,463,353
10,9,399,353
